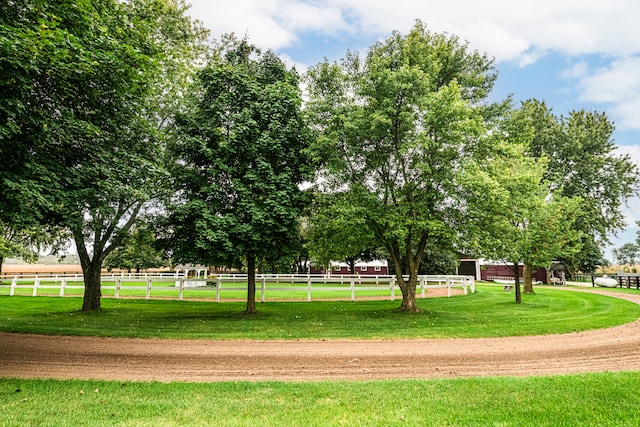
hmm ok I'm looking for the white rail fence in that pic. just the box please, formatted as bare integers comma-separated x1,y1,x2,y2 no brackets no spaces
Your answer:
2,273,474,302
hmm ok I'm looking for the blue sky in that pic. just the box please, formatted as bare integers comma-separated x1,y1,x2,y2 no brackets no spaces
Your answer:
187,0,640,260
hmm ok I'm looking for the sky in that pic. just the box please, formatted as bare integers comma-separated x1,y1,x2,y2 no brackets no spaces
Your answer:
186,0,640,260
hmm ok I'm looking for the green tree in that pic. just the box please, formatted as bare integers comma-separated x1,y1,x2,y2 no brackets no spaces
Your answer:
0,0,207,311
523,100,640,277
0,221,68,275
305,193,378,274
104,221,168,273
0,222,38,274
465,131,583,303
612,242,640,271
161,38,312,314
305,21,496,312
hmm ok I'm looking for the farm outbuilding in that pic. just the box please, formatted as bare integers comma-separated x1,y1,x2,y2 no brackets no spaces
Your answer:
457,259,550,284
310,260,389,276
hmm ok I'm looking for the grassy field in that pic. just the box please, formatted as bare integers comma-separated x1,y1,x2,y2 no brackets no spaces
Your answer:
2,285,640,426
2,373,640,426
1,285,640,339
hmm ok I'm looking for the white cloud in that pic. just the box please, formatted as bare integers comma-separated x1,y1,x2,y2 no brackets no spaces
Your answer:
561,61,589,79
277,52,308,74
575,57,640,129
187,1,640,129
188,0,295,50
188,0,640,64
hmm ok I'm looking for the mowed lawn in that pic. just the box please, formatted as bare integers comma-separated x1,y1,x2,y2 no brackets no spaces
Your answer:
2,373,640,426
2,285,640,426
1,285,640,339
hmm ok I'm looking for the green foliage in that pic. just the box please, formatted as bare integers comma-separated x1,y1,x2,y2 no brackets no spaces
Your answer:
104,221,168,273
305,21,497,311
305,193,378,269
161,37,313,312
0,0,208,311
523,99,640,272
463,104,584,301
0,222,38,268
613,242,640,268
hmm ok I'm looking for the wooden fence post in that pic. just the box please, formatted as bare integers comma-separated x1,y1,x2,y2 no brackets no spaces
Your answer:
390,277,395,301
32,274,39,297
59,278,67,297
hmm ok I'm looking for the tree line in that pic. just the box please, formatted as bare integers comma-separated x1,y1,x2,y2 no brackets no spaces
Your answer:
1,2,638,313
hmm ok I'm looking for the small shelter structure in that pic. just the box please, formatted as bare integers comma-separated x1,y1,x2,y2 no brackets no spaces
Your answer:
174,264,208,287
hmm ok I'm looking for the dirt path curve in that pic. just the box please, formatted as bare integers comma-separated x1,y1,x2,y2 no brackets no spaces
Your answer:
2,289,640,382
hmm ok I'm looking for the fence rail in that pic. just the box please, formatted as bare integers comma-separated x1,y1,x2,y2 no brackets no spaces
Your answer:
0,273,474,302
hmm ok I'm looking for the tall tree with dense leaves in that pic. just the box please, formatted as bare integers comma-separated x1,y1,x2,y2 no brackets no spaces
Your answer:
464,106,583,302
0,0,208,311
523,100,640,277
162,38,312,314
305,21,496,312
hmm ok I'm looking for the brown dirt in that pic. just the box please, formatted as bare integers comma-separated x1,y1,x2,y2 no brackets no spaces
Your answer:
2,288,640,382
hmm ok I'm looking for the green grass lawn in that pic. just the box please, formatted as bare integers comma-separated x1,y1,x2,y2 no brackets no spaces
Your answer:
1,285,639,339
2,373,640,426
2,284,640,426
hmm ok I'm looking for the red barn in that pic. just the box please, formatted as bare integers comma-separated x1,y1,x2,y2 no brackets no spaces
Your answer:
311,260,389,276
458,259,549,284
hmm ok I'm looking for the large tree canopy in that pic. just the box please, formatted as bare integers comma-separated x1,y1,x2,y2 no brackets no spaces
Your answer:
0,0,207,311
161,38,312,314
305,21,497,312
523,100,640,275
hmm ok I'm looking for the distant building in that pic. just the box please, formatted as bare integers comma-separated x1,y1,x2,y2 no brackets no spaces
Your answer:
458,259,549,284
310,260,389,276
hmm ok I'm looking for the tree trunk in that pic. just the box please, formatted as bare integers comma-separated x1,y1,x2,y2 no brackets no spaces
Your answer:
512,264,522,304
347,257,356,275
387,241,424,313
245,255,257,314
523,263,535,294
0,255,4,276
398,275,420,312
81,262,103,312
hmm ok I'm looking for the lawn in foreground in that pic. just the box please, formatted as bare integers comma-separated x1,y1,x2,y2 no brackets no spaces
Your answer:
2,373,640,426
1,285,639,339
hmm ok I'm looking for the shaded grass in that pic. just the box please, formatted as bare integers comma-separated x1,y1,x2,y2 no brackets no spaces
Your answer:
1,285,639,339
2,373,640,426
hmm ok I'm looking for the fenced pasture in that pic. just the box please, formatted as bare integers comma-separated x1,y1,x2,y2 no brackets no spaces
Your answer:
0,273,474,302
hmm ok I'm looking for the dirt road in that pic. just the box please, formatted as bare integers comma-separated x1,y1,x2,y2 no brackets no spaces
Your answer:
2,289,640,382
